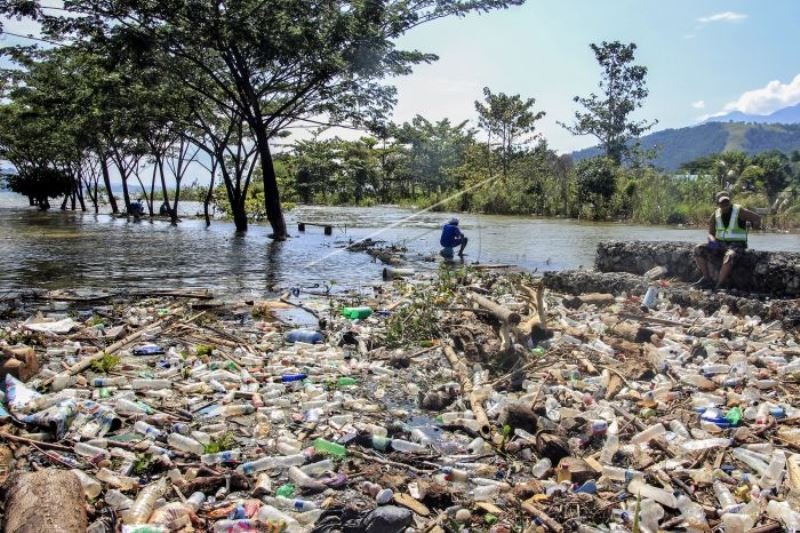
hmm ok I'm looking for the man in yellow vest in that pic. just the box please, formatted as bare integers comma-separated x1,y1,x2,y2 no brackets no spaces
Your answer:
693,191,761,290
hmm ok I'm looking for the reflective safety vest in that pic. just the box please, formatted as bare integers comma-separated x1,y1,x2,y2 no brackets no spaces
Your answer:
715,204,748,243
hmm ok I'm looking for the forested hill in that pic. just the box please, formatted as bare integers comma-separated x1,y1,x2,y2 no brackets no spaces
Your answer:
571,122,800,171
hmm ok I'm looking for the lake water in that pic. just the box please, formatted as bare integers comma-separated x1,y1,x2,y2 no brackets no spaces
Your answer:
1,192,798,296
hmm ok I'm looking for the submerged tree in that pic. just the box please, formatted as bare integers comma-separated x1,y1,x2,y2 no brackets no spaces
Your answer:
562,41,656,165
12,0,524,237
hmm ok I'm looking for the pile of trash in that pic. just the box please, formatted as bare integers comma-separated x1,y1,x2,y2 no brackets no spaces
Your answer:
0,267,798,532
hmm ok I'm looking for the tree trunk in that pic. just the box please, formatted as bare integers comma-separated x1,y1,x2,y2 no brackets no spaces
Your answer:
101,158,118,214
204,169,216,228
232,199,248,232
255,133,288,240
60,194,68,210
27,195,34,206
171,179,181,225
3,470,88,533
157,156,170,218
121,177,132,214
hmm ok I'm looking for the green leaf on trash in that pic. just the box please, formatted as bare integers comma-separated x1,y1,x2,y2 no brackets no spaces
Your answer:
203,431,236,454
485,514,498,525
196,344,213,356
90,353,120,374
133,454,157,475
86,315,105,327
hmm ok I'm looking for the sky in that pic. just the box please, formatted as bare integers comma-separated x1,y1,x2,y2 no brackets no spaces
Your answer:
2,0,800,155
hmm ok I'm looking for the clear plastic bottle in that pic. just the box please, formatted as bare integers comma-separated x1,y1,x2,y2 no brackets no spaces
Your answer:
255,504,300,530
545,397,562,421
134,421,163,439
166,433,205,455
638,499,664,533
71,469,102,499
766,500,800,531
532,458,551,478
105,489,134,511
74,441,110,461
627,479,677,509
601,466,644,483
264,495,319,512
731,448,770,476
676,494,709,531
131,379,172,390
200,449,242,465
713,481,739,513
124,477,167,524
681,438,732,453
97,468,138,490
760,449,786,488
669,420,691,440
300,459,334,475
390,439,427,453
599,432,619,464
631,423,665,445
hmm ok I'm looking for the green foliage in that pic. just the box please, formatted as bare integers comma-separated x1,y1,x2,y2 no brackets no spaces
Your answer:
90,353,121,374
204,432,237,454
133,454,157,475
562,41,656,165
195,344,213,357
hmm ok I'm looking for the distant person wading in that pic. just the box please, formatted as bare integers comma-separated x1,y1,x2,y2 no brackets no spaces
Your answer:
693,191,761,291
440,218,468,260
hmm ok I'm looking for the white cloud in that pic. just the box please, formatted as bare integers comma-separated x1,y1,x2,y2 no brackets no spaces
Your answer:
692,100,706,109
682,33,696,40
721,74,800,115
697,11,748,23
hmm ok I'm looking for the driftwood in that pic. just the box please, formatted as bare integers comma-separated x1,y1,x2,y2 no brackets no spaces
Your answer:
42,304,184,388
466,292,520,326
3,470,87,532
443,345,491,436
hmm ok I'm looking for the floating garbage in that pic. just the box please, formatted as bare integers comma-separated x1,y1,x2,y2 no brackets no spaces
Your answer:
0,266,799,532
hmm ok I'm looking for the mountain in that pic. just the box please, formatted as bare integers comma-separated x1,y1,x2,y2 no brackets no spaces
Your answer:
571,121,800,171
702,102,800,125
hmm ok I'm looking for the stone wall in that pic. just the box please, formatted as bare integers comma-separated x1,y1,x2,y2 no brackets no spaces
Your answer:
595,240,800,297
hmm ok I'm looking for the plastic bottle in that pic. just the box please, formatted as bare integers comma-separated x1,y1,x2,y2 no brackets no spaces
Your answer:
200,449,242,465
301,459,334,475
131,379,172,390
713,481,739,514
71,469,102,499
132,344,165,356
237,454,306,475
390,439,427,453
731,448,770,476
638,499,664,533
280,373,307,383
631,423,666,445
336,376,358,388
124,477,167,524
532,458,551,478
599,431,619,464
105,489,135,511
74,441,110,462
642,286,658,308
255,505,300,531
669,420,691,440
676,494,708,530
264,495,319,512
312,438,347,458
285,330,323,344
341,306,373,320
627,479,677,509
212,519,261,532
166,433,205,455
601,466,644,483
545,397,561,421
97,468,138,491
680,438,732,453
766,500,800,531
760,449,786,488
134,420,163,439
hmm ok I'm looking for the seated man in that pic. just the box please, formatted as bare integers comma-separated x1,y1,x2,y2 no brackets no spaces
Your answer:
440,217,468,259
693,191,761,290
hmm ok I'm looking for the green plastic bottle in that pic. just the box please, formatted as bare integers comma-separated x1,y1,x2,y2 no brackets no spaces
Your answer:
313,438,347,458
341,306,373,320
275,483,295,498
337,377,358,388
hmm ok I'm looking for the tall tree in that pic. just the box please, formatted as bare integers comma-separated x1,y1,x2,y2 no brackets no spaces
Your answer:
23,0,524,238
474,87,545,178
561,41,656,165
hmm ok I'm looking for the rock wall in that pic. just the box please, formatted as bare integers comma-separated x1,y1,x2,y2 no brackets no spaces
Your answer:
595,240,800,297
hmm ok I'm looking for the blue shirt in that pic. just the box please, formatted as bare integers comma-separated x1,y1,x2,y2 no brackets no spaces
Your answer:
440,223,463,247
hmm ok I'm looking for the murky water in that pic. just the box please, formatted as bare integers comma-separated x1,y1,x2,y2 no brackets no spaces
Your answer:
1,192,798,296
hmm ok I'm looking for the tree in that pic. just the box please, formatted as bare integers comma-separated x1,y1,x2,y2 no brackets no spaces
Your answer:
562,41,656,165
25,0,524,238
474,87,545,178
575,156,617,217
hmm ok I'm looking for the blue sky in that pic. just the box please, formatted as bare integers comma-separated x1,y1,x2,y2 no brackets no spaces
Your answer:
388,0,800,152
2,1,800,155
